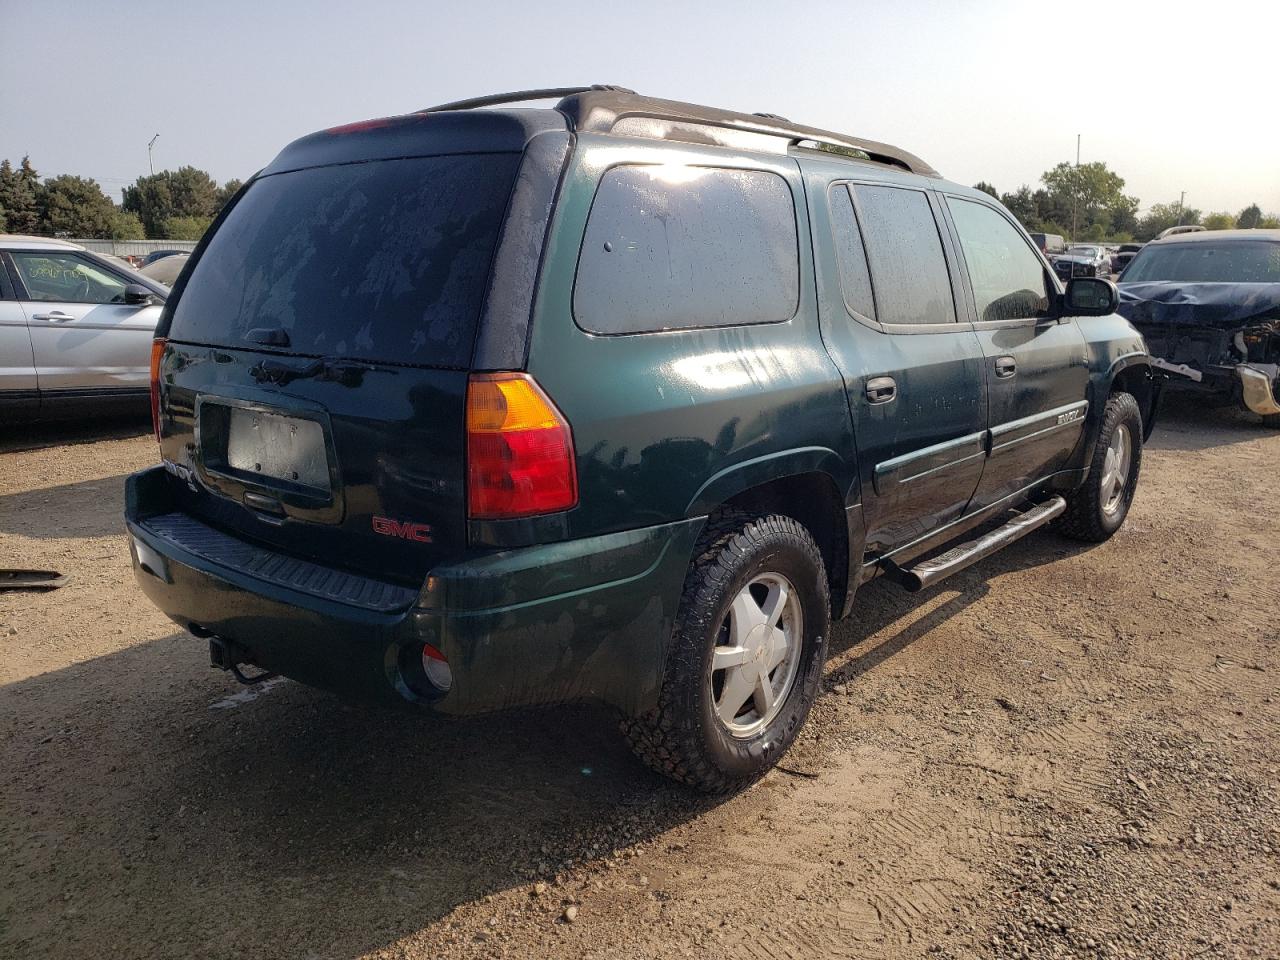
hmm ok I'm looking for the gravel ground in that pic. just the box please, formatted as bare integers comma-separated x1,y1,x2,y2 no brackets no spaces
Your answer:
1,396,1277,960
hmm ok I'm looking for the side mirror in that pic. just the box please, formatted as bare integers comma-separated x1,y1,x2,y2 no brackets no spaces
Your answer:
123,283,153,306
1064,277,1118,317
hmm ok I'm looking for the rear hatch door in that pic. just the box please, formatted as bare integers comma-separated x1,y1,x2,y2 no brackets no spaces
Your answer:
159,150,522,587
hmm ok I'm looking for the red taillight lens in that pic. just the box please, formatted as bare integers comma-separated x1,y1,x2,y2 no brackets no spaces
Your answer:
149,338,166,444
466,373,577,520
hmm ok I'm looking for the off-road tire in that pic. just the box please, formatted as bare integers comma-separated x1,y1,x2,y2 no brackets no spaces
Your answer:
1059,391,1143,542
621,511,830,793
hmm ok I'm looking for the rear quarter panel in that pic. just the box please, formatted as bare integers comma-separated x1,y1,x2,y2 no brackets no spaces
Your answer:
520,134,858,542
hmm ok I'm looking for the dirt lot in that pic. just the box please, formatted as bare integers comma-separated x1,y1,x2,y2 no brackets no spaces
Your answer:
2,397,1278,960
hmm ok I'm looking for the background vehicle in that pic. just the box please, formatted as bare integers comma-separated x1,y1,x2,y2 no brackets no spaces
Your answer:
1054,243,1111,280
1155,224,1207,241
126,87,1155,792
1113,242,1144,275
1118,229,1280,424
1028,232,1066,257
141,248,190,266
139,253,189,287
1,235,167,422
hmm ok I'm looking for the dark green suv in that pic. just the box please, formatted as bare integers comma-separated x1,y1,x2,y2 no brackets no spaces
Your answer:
127,87,1156,792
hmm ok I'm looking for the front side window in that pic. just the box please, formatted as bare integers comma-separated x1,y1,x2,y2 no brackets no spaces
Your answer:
851,185,955,325
574,165,799,334
10,252,127,304
947,198,1051,322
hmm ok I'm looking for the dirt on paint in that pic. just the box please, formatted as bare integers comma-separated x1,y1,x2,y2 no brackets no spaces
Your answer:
1,396,1277,959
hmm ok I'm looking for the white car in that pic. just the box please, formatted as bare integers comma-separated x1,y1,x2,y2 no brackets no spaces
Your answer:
0,235,167,422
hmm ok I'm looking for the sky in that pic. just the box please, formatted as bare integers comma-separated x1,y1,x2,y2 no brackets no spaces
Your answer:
3,0,1277,216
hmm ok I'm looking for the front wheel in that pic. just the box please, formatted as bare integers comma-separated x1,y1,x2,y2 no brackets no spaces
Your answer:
622,512,830,793
1059,391,1143,542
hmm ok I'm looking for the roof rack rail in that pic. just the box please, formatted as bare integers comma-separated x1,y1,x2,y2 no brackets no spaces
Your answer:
419,87,938,178
419,85,635,114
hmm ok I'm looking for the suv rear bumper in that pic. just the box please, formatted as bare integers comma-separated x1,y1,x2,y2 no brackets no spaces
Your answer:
125,467,701,716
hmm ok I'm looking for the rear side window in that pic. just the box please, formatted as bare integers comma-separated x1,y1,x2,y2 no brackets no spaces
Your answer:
851,185,955,325
574,165,799,334
168,153,520,367
946,198,1051,322
828,184,876,322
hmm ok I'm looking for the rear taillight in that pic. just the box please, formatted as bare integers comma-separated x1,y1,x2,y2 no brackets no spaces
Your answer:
466,372,577,520
149,338,166,444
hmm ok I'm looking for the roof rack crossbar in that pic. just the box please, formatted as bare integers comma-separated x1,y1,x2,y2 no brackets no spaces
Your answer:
419,85,635,114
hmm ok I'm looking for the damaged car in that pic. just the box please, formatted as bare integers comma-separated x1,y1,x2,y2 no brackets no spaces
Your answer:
1118,229,1280,425
1054,244,1111,281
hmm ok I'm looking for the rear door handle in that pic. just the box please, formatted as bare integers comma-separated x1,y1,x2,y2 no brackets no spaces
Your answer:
865,376,897,404
32,311,75,322
994,356,1016,378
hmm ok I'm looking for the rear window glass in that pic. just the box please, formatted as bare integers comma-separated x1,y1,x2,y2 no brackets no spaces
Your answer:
168,153,519,366
573,165,799,334
851,185,955,325
1121,241,1280,283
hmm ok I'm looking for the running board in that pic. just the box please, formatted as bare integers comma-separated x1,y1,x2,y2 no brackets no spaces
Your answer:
882,496,1067,593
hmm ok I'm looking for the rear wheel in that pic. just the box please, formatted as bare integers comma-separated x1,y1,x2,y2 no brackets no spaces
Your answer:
1059,391,1143,542
622,512,830,793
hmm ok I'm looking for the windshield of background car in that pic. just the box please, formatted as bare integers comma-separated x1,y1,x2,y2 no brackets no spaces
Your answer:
1068,246,1101,257
167,152,520,367
1121,241,1280,283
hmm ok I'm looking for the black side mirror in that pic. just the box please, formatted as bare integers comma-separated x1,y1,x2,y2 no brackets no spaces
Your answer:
123,283,152,306
1064,277,1118,316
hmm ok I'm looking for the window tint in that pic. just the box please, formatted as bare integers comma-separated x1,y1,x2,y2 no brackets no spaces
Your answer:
1121,241,1280,283
851,185,955,325
828,184,876,321
574,165,798,334
11,252,127,304
169,153,519,367
947,198,1051,322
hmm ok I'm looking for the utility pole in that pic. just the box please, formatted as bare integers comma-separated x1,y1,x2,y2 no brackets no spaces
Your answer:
1176,191,1186,226
1071,134,1081,241
147,133,160,176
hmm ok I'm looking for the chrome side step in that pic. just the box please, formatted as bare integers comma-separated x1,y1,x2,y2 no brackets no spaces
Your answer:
882,496,1067,593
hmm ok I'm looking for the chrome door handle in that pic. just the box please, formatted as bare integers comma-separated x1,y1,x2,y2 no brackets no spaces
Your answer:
32,311,74,321
994,356,1016,378
865,376,897,404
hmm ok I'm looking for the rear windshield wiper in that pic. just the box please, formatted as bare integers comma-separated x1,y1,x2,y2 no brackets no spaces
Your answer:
249,356,378,387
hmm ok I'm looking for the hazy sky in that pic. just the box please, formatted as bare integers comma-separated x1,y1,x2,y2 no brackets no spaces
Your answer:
3,0,1276,215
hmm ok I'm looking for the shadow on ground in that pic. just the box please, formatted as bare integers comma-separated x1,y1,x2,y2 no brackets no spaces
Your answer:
0,474,132,538
0,523,1091,958
0,414,150,455
1147,390,1275,452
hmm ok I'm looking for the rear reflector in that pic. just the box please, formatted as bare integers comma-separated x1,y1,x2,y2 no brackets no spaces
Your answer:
421,643,453,692
466,373,577,519
149,338,167,444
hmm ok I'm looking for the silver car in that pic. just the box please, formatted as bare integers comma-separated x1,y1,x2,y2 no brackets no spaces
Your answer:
1,235,167,422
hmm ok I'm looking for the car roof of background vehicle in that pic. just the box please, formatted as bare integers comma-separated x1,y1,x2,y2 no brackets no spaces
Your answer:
1147,228,1280,245
0,234,83,251
267,85,941,181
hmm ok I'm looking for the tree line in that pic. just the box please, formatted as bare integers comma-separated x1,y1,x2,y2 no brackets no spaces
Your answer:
974,161,1279,243
3,151,1277,246
0,155,241,241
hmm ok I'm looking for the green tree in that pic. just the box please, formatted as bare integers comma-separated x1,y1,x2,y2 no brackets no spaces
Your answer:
973,181,999,199
215,178,243,208
107,209,145,240
999,185,1040,228
1039,161,1139,241
123,165,220,238
1136,202,1203,241
1258,214,1280,229
163,215,213,241
1238,204,1263,229
37,174,120,237
0,156,43,234
1202,211,1236,231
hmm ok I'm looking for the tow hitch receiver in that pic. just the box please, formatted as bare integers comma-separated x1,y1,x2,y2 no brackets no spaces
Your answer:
207,635,278,686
